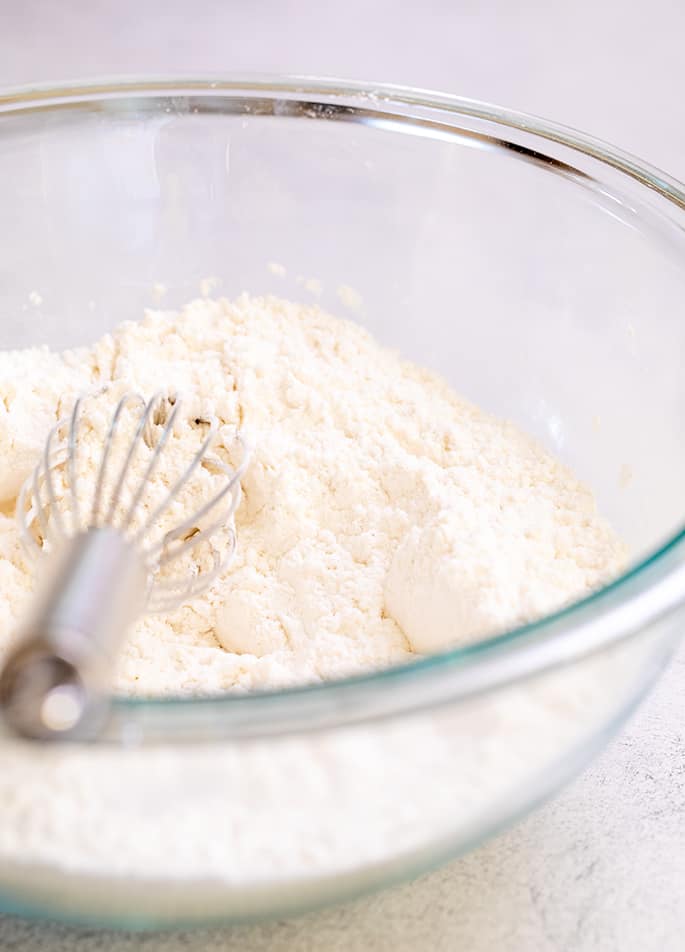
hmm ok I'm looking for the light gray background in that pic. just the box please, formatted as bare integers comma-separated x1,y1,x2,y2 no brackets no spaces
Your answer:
1,1,684,949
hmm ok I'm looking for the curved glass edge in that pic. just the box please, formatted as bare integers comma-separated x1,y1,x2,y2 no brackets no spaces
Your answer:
0,647,668,928
0,76,683,741
97,527,685,742
1,73,684,207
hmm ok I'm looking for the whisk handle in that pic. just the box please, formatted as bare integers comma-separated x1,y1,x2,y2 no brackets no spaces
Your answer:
0,528,147,741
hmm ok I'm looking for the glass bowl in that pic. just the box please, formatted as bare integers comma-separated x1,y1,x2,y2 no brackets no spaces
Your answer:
0,76,684,929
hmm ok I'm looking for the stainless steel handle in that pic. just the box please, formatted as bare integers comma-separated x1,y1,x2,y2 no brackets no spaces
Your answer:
0,528,147,741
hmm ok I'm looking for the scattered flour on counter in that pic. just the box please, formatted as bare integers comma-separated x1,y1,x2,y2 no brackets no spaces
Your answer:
0,294,627,697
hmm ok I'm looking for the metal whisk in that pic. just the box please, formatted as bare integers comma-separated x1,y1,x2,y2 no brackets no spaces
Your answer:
0,389,250,742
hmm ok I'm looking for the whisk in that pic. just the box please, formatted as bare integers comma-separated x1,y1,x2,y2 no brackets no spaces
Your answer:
0,389,250,742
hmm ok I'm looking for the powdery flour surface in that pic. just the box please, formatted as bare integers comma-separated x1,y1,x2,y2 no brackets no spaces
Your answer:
0,294,626,696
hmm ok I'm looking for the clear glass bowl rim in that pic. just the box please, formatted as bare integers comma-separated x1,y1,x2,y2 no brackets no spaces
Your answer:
2,73,685,742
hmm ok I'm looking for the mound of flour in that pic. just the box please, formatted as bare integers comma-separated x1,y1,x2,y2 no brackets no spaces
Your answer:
0,294,626,696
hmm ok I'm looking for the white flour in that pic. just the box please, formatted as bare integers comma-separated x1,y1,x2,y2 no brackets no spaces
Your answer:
0,293,642,915
0,293,625,696
0,635,660,918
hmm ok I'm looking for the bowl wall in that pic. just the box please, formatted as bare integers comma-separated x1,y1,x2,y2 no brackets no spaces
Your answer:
1,80,685,926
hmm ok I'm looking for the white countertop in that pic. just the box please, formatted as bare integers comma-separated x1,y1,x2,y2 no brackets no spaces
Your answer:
1,2,684,949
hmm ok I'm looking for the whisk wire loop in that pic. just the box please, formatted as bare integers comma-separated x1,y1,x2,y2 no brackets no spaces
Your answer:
119,396,183,534
17,388,249,612
104,392,163,528
42,422,68,545
67,396,85,533
91,392,146,528
131,416,219,546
